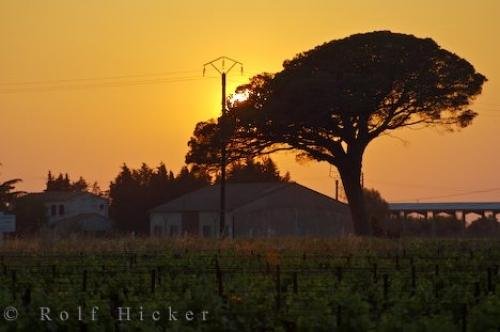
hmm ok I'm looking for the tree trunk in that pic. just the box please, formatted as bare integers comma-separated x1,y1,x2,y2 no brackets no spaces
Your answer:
338,156,371,236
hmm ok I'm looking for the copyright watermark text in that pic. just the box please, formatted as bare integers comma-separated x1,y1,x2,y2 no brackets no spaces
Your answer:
1,306,209,322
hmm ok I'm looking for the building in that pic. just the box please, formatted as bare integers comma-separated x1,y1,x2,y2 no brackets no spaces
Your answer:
149,182,353,238
18,191,111,234
0,212,16,240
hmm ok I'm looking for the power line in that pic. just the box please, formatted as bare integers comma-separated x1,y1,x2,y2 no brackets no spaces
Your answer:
0,75,219,94
0,69,200,86
394,187,500,202
0,68,263,89
303,168,498,192
364,178,471,191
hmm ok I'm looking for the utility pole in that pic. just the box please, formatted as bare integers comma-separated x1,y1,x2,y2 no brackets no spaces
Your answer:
329,165,341,202
335,180,339,201
203,56,243,238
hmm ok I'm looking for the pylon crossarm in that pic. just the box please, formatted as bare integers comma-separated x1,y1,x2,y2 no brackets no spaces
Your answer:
210,63,222,74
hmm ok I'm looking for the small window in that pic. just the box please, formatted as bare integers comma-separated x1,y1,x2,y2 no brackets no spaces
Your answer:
169,225,179,237
202,225,212,238
59,204,65,216
51,205,57,216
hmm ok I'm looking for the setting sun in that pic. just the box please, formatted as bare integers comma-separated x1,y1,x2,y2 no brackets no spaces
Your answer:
228,90,250,106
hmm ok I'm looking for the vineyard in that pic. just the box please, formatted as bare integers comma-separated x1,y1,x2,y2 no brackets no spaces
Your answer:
0,237,500,331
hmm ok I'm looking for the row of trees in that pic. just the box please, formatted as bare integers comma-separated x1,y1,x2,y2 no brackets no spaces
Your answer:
109,158,289,233
109,163,209,233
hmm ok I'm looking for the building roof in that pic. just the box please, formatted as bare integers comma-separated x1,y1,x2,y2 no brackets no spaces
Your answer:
150,182,346,213
151,182,288,213
389,202,500,212
21,191,105,203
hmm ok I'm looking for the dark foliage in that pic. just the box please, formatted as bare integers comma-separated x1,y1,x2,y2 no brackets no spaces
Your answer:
466,217,500,237
13,195,47,234
45,171,89,192
0,178,24,212
364,188,389,236
222,158,290,183
108,163,211,234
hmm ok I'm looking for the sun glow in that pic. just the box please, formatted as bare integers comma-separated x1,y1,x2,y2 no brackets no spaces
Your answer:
229,90,250,106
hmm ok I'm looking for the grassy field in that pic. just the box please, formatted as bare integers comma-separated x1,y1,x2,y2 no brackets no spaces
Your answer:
0,236,499,331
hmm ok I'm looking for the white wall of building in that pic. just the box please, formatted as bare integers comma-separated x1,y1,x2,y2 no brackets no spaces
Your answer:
150,212,181,236
45,194,108,225
150,211,228,237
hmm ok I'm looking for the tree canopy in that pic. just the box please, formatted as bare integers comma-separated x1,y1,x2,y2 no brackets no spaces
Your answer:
108,163,212,233
222,158,290,183
186,31,487,235
45,171,90,192
0,178,23,212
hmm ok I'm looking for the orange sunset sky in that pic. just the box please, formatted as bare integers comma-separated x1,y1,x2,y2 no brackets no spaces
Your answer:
1,0,499,203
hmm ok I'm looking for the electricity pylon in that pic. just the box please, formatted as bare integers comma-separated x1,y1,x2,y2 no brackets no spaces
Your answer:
203,56,243,238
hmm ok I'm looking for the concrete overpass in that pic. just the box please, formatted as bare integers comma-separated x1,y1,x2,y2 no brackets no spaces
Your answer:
389,202,500,221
